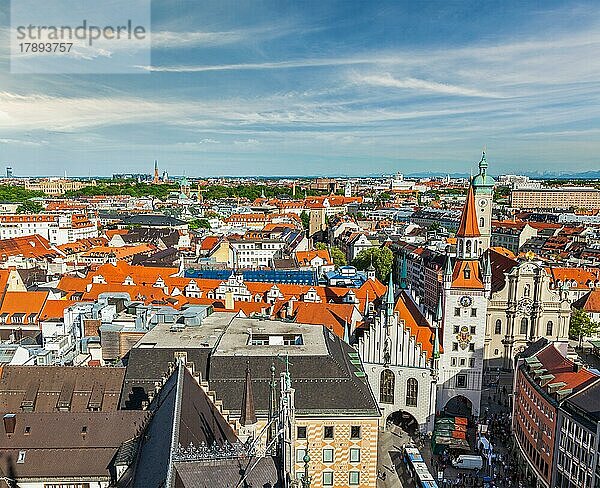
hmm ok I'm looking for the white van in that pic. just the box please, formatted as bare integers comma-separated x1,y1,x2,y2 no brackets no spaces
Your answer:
452,455,483,470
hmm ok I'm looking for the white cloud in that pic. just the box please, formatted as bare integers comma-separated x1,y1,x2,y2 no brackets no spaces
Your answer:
351,73,504,98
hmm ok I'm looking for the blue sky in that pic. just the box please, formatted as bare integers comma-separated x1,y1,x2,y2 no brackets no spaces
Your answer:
1,0,600,176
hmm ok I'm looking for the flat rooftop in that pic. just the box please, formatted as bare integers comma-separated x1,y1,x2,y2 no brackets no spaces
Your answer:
133,311,237,349
213,316,329,357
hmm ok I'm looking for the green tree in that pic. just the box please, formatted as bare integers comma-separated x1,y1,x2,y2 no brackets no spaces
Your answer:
352,246,394,281
16,200,43,214
570,309,600,347
188,218,211,230
315,242,327,251
300,210,310,230
330,246,347,267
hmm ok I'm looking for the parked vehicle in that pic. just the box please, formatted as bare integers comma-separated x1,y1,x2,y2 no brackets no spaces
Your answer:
452,454,483,470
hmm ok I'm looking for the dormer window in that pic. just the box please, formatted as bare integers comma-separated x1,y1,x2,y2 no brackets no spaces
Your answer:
463,265,471,280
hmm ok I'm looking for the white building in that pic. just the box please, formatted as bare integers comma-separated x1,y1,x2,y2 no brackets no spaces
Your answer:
358,272,438,432
0,213,98,245
437,182,491,418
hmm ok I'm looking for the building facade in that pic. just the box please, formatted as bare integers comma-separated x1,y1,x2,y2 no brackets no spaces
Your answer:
511,187,600,210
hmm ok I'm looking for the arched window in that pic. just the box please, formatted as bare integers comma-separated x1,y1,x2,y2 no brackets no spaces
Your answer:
458,240,463,254
524,284,530,297
480,217,485,228
380,369,395,404
466,240,472,254
406,378,418,407
520,318,528,335
494,319,502,335
546,321,553,336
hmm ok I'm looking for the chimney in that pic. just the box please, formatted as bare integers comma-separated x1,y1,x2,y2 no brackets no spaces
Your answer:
224,291,234,311
3,414,16,435
573,362,581,373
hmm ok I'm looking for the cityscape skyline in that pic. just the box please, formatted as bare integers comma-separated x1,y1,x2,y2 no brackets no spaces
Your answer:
1,0,600,176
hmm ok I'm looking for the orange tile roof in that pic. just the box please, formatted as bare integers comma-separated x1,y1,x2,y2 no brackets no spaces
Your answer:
292,302,356,338
489,246,516,259
0,235,60,261
456,184,480,238
0,291,48,324
573,289,600,313
200,236,221,251
394,291,435,360
452,260,484,289
295,249,333,266
545,267,600,289
40,300,76,320
534,344,598,391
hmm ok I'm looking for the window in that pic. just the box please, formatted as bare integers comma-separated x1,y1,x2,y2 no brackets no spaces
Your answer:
406,378,418,407
456,374,467,388
480,217,485,228
350,448,361,463
495,319,502,335
471,308,477,317
323,448,334,463
296,448,306,462
469,343,475,352
350,426,361,439
524,284,530,297
460,358,466,366
546,321,553,336
452,342,459,351
451,357,457,366
469,358,475,367
470,326,476,334
380,369,395,404
520,318,528,335
324,426,334,439
494,349,499,355
454,325,459,334
466,240,472,254
297,426,307,439
454,308,461,317
349,472,360,485
323,472,334,486
464,266,471,279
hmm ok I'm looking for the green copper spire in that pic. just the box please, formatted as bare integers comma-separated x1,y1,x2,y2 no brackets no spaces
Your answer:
399,251,408,290
433,323,440,360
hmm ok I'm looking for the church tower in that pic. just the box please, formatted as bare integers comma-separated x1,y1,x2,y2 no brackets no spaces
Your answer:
471,151,495,252
437,181,491,418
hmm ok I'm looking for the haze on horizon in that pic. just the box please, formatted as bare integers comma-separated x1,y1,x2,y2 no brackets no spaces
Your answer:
1,0,600,177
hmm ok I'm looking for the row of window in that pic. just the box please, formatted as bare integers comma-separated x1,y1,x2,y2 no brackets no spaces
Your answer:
296,447,361,464
450,357,475,368
454,308,477,317
493,318,554,336
452,342,475,352
296,425,361,440
380,371,418,406
515,421,549,479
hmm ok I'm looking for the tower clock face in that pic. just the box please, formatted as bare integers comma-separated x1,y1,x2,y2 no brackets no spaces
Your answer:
479,199,487,207
459,295,472,307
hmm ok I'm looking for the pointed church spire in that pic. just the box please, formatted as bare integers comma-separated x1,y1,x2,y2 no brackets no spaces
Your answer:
386,272,395,319
444,254,453,278
399,251,408,290
433,322,441,360
343,320,350,344
240,362,257,426
456,183,481,239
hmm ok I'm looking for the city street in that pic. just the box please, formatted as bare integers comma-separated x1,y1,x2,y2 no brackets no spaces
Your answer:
377,370,529,488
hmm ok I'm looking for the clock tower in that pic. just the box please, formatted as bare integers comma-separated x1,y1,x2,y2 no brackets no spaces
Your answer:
437,181,491,418
472,151,495,252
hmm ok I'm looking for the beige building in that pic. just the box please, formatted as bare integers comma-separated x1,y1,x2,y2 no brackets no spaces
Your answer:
124,312,381,488
485,258,571,369
25,178,97,196
511,187,600,210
